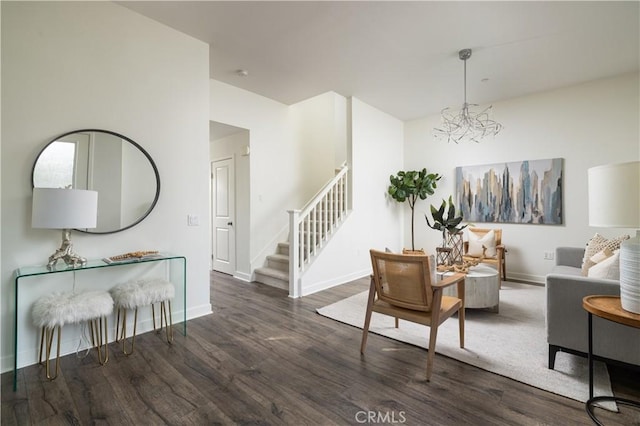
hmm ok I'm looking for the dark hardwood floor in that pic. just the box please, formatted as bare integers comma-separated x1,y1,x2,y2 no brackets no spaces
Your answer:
3,271,639,425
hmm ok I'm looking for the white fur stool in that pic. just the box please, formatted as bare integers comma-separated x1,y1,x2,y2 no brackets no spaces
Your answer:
32,290,113,380
110,278,175,355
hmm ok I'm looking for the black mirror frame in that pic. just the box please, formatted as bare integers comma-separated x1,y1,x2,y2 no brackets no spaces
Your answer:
31,128,161,235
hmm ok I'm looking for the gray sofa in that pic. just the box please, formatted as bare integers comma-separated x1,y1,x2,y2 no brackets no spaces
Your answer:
546,246,640,369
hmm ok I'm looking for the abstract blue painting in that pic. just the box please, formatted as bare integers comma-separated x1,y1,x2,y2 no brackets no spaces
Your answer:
455,158,563,224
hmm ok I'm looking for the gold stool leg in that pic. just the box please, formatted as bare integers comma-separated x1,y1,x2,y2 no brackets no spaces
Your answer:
119,308,127,341
115,307,122,343
121,308,138,356
167,300,173,343
152,303,158,332
38,326,46,366
91,317,110,365
89,318,96,347
160,300,174,344
41,326,61,380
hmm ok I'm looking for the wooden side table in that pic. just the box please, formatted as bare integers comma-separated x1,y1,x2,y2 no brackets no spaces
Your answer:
582,295,640,425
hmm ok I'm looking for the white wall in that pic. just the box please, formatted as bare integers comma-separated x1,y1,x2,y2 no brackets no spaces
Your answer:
210,130,251,280
405,72,640,283
290,92,347,199
300,98,404,295
1,2,211,371
210,80,296,274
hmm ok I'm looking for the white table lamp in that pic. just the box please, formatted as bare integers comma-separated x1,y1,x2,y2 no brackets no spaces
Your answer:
588,161,640,313
32,188,98,270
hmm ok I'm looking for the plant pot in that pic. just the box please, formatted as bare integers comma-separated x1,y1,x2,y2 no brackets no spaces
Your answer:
402,249,425,255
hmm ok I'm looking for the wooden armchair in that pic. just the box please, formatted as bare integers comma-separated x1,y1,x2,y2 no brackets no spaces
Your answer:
361,249,466,381
462,227,507,281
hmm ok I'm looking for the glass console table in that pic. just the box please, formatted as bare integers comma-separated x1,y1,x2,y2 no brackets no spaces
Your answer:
13,253,186,391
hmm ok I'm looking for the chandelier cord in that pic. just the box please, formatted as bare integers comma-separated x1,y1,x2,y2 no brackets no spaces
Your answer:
463,55,467,106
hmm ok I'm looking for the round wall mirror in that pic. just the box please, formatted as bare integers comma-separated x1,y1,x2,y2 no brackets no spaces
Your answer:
32,129,160,234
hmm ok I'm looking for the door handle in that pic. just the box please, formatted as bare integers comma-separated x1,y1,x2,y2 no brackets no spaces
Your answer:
227,221,233,226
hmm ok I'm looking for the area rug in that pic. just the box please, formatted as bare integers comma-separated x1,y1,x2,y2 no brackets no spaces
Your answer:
317,281,616,410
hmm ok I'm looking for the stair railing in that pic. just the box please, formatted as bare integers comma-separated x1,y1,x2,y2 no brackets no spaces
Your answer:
288,165,349,297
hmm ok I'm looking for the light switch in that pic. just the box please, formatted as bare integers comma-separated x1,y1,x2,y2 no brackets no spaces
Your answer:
187,214,199,226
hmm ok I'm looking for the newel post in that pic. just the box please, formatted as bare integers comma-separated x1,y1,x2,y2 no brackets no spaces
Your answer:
288,209,301,298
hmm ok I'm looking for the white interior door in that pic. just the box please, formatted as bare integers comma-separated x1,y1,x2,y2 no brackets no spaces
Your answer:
212,158,235,274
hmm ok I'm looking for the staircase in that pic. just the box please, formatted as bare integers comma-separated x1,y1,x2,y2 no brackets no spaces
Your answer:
254,165,349,295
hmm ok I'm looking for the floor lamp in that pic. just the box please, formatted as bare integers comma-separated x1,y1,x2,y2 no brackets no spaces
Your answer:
588,161,640,313
32,188,98,270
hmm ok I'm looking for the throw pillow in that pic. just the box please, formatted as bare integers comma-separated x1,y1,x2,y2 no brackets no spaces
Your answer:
589,247,613,264
467,229,497,258
587,250,620,280
581,233,630,276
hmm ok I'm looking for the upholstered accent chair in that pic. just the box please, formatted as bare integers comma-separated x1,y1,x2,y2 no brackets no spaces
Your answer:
462,227,507,281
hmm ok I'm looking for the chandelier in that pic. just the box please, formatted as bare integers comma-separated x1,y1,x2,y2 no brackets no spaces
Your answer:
434,48,502,143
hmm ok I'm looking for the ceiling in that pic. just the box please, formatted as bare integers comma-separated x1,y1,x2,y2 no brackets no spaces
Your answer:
121,1,639,122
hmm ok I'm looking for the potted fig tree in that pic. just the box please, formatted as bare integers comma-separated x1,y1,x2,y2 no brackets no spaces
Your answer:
388,168,441,252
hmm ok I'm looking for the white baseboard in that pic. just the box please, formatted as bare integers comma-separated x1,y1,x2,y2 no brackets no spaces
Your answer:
298,269,370,297
233,271,252,282
507,272,545,285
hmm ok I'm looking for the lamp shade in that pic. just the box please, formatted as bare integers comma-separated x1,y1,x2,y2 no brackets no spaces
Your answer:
587,161,640,228
32,188,98,229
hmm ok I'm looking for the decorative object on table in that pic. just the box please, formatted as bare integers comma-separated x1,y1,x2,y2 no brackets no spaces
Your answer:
455,158,563,224
462,227,508,282
103,250,160,264
32,290,113,380
437,257,482,274
434,48,502,144
31,188,98,270
388,168,441,252
426,195,468,265
110,278,175,355
588,160,640,314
